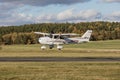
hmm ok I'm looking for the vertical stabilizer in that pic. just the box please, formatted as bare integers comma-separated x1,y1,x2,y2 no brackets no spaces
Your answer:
68,30,93,43
81,30,92,41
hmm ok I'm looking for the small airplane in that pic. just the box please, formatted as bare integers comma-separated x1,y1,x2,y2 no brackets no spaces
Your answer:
35,30,92,50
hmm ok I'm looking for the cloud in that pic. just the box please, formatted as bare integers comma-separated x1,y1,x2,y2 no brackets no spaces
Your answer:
2,9,120,26
1,8,120,26
101,0,120,3
0,0,91,24
104,11,120,21
0,2,24,19
0,3,16,11
76,10,102,20
0,0,119,26
57,9,102,22
35,9,102,23
0,0,90,6
57,9,73,20
111,11,120,17
0,9,102,25
0,12,34,26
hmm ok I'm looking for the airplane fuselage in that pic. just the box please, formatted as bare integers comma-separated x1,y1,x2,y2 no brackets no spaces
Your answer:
39,37,65,45
39,36,89,45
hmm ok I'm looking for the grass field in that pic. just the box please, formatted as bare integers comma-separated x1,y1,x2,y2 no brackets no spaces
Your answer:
0,62,120,80
0,40,120,80
0,40,120,57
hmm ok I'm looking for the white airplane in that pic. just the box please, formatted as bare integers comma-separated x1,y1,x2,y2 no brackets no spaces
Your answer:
35,30,92,50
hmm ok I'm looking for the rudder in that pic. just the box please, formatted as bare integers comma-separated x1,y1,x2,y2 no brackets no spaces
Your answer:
81,30,92,39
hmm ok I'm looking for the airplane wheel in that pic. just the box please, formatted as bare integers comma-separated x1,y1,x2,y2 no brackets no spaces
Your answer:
57,45,63,50
49,47,53,49
58,48,61,50
49,44,54,49
41,46,46,50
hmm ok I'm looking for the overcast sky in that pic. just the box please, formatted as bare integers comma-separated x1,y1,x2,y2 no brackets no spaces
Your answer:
0,0,120,26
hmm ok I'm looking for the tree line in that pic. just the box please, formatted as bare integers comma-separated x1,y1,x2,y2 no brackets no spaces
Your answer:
0,21,120,45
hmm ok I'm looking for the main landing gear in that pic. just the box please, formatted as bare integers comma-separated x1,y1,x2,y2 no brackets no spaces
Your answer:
57,45,63,50
41,44,63,50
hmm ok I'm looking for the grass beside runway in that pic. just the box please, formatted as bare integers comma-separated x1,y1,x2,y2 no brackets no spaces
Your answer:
0,40,120,57
0,40,120,80
0,62,120,80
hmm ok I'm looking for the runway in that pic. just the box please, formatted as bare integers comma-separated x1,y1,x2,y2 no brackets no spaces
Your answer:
0,57,120,62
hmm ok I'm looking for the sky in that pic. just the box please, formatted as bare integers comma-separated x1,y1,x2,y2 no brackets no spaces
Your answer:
0,0,120,26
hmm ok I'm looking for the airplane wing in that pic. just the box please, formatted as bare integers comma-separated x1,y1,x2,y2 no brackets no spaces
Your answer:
34,32,50,35
34,32,79,36
53,33,79,36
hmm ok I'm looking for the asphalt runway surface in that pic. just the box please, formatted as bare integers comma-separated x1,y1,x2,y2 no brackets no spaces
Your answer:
0,57,120,62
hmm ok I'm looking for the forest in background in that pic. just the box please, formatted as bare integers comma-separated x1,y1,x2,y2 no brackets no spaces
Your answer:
0,21,120,45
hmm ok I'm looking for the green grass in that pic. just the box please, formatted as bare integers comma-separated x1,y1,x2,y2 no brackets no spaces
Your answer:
0,40,120,57
0,40,120,80
65,40,120,49
0,62,120,80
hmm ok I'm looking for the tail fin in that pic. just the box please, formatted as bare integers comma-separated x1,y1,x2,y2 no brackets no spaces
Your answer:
81,30,92,40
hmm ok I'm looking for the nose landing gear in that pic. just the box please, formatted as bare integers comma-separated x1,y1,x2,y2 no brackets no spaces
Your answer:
41,45,46,50
49,44,54,49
